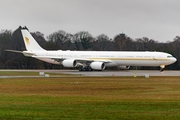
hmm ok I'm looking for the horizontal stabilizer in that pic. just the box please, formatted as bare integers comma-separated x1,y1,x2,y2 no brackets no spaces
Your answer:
5,49,23,53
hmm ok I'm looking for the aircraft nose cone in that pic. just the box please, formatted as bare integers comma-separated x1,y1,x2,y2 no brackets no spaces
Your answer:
172,57,177,63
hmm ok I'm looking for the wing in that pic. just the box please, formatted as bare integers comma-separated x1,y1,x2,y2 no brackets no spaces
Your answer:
32,56,112,65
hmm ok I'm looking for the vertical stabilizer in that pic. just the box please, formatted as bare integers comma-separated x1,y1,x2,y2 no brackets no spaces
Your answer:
21,29,45,51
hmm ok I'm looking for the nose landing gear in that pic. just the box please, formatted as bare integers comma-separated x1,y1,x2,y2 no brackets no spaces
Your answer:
160,65,165,72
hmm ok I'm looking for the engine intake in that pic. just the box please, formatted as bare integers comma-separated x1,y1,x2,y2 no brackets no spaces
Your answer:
90,62,105,70
62,59,77,67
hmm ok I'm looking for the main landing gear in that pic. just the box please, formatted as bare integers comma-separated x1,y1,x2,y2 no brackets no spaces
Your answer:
79,66,93,71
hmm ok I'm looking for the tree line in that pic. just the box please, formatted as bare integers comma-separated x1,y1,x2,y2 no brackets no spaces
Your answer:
0,26,179,70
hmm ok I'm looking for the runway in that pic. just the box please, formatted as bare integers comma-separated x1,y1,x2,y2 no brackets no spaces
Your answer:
53,70,180,77
0,70,179,77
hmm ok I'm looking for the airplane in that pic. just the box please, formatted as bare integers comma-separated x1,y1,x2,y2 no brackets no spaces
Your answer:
6,28,177,72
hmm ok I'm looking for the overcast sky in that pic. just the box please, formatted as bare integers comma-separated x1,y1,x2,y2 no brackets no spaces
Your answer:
0,0,180,42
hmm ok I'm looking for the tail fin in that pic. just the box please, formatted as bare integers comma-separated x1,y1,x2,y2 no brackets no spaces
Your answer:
21,29,45,51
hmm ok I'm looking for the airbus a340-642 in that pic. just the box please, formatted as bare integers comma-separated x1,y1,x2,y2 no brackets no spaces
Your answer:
6,28,177,72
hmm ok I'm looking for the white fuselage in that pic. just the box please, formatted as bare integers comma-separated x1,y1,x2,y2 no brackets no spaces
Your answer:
25,50,177,67
7,29,177,71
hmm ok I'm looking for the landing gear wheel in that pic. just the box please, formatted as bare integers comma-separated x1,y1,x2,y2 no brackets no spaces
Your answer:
79,66,93,71
160,67,164,72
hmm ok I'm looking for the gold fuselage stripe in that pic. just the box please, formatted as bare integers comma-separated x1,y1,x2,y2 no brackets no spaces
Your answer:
89,58,169,61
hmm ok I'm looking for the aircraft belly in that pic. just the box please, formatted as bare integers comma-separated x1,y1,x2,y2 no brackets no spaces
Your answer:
105,62,117,67
114,60,161,66
36,58,60,65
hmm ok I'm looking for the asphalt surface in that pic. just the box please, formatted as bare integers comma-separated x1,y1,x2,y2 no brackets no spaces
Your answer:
0,70,179,77
55,70,180,76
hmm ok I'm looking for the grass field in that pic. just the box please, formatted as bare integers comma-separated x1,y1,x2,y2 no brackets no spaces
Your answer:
0,73,180,119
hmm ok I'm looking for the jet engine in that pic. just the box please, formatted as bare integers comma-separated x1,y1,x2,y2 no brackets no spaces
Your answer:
62,59,77,67
117,66,130,70
90,62,105,70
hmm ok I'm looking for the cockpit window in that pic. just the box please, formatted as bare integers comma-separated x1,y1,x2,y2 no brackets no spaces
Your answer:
167,56,173,58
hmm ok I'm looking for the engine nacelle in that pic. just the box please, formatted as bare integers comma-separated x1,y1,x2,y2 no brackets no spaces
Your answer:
62,59,77,67
90,62,105,70
117,66,130,70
